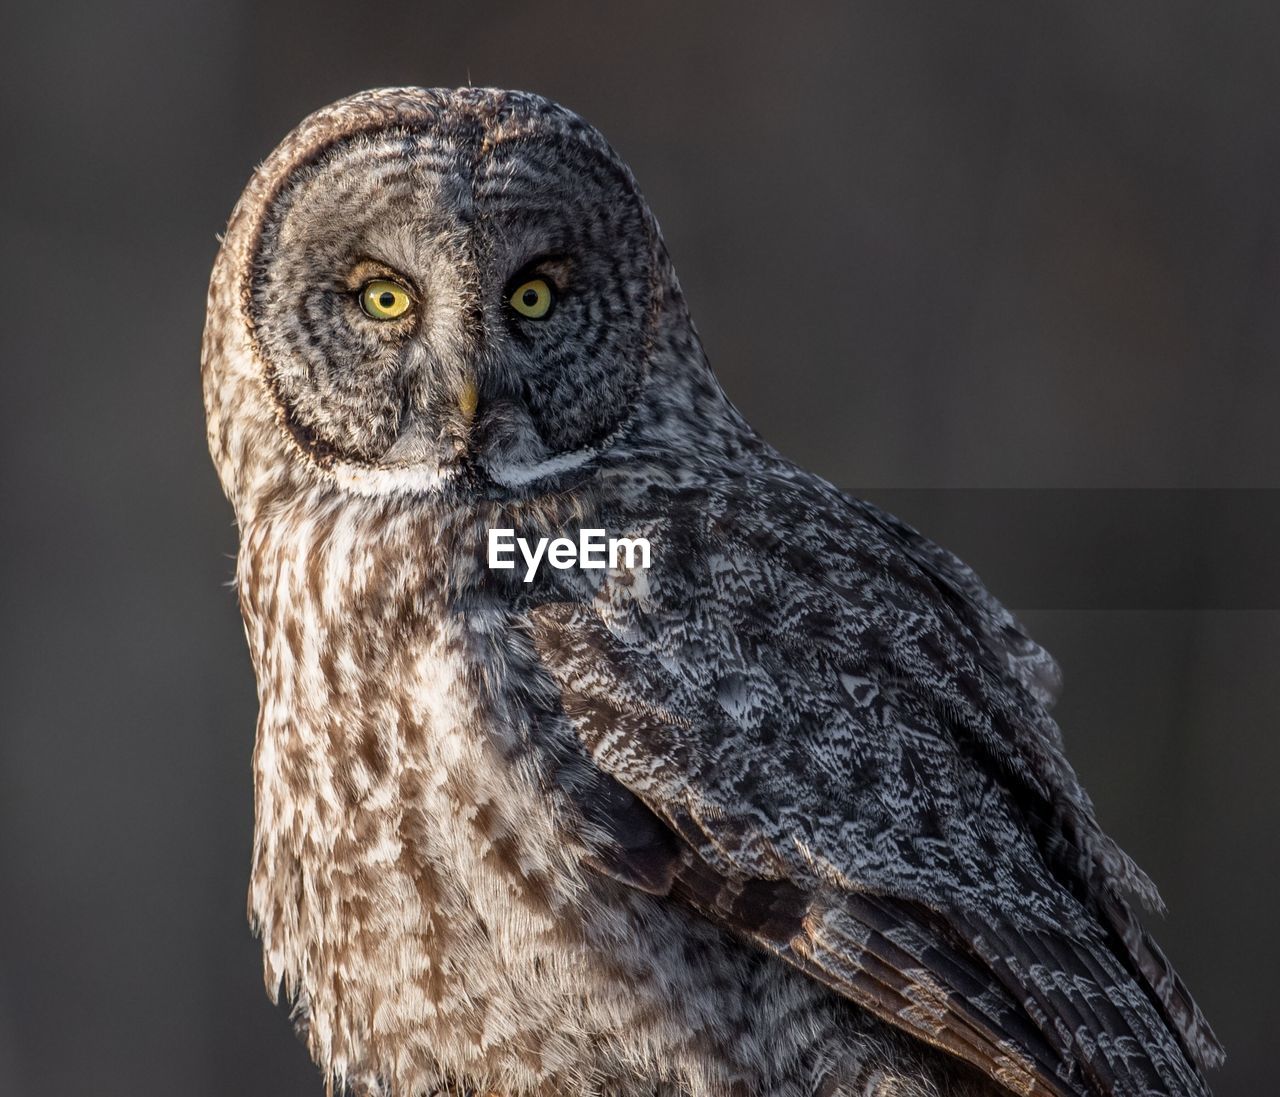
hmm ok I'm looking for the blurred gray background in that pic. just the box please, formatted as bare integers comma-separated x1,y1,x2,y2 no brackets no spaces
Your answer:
2,2,1277,1095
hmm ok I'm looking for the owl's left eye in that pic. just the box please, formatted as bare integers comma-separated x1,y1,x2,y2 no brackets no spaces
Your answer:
508,276,556,320
359,279,413,320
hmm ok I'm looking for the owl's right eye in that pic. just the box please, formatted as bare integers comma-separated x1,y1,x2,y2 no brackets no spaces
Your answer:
359,279,414,321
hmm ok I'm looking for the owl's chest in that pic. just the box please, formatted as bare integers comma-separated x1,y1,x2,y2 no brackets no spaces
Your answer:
239,510,590,1072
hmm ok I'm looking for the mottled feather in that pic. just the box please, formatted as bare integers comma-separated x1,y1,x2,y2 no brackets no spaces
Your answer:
203,86,1220,1097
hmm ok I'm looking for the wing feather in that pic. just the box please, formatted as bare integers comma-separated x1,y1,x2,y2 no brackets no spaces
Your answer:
525,473,1220,1095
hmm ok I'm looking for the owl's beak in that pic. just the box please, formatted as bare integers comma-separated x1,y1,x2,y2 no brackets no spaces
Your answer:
458,379,478,425
381,379,478,468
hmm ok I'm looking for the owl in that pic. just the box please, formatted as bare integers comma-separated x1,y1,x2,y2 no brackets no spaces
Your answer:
203,88,1222,1097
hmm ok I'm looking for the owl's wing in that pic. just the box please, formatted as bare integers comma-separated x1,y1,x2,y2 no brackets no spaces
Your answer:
526,474,1221,1097
843,493,1064,712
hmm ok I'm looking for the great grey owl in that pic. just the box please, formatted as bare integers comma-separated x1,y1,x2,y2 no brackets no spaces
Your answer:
202,88,1221,1097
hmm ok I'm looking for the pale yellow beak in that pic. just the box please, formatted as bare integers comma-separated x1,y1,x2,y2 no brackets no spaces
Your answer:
458,379,479,425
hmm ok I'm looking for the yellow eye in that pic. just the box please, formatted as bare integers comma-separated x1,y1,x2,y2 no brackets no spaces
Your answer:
509,277,555,320
360,279,413,320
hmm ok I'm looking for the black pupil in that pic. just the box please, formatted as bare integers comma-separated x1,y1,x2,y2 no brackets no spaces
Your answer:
522,288,539,307
378,291,396,309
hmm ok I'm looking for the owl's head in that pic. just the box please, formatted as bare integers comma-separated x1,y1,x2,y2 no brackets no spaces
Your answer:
204,88,707,513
